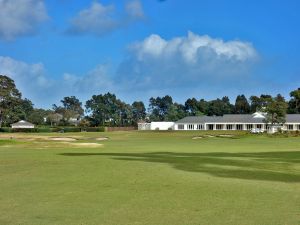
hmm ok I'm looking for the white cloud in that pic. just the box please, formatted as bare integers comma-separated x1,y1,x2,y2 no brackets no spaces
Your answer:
132,31,257,63
63,64,113,93
0,56,113,107
67,0,144,36
125,0,145,19
0,32,260,107
0,56,50,89
0,0,48,40
68,1,118,36
117,32,259,98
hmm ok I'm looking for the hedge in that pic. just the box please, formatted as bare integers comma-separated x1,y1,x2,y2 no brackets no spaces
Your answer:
84,127,105,132
0,127,12,132
0,127,105,133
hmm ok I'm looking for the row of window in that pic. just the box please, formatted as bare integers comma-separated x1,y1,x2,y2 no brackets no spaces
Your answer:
285,124,300,130
178,124,205,130
178,124,300,130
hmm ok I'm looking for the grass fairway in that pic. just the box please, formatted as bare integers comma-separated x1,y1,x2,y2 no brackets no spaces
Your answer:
0,131,300,225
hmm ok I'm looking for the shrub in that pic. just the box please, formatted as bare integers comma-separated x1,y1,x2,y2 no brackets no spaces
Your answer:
85,127,105,132
62,127,81,132
0,127,12,132
11,128,39,133
36,127,51,133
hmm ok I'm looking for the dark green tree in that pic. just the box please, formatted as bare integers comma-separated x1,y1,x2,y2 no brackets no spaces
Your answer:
234,95,250,114
27,108,50,125
85,92,131,126
132,101,146,123
288,88,300,113
263,94,288,126
0,75,34,126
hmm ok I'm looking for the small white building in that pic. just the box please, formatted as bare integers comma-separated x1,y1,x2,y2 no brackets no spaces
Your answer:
11,120,35,129
138,122,175,130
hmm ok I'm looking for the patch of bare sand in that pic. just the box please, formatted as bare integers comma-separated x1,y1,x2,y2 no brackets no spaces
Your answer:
96,137,109,141
218,134,234,137
50,137,76,141
192,136,203,139
70,143,102,147
204,135,215,138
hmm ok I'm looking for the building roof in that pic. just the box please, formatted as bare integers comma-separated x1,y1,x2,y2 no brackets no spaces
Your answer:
11,120,34,126
286,114,300,123
176,114,300,124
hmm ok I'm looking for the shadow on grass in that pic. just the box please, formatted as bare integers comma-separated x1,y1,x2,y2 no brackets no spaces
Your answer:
59,151,300,183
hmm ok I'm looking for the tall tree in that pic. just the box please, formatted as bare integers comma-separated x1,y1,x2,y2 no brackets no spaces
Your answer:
288,88,300,113
234,95,250,114
52,96,84,125
263,94,288,126
61,96,84,117
0,75,34,126
207,99,225,116
27,108,48,125
85,92,130,126
132,101,146,123
221,96,234,114
185,98,201,116
148,95,174,121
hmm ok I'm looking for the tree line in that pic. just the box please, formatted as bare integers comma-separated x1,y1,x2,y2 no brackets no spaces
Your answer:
0,74,299,127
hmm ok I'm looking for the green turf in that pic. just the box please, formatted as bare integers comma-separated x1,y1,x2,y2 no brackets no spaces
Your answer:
0,131,299,225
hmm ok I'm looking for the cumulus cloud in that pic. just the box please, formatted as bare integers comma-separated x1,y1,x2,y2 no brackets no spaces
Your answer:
67,0,144,36
0,56,113,107
0,0,48,41
125,0,145,20
117,31,258,90
0,56,54,105
63,65,113,94
0,32,260,107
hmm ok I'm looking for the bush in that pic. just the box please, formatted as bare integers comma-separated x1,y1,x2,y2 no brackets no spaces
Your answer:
0,127,12,132
84,127,105,132
11,128,39,133
62,127,81,132
36,127,51,133
0,126,104,133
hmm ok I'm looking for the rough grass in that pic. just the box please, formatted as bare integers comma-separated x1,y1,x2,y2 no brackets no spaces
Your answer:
0,131,299,225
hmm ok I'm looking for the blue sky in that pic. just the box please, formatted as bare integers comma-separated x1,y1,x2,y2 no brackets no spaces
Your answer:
0,0,299,108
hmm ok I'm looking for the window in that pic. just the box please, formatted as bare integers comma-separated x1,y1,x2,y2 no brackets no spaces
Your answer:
196,124,203,130
256,124,262,129
188,124,194,130
207,124,214,130
236,124,243,130
178,124,184,130
216,124,223,130
297,125,300,130
226,124,233,130
246,124,253,130
288,124,294,130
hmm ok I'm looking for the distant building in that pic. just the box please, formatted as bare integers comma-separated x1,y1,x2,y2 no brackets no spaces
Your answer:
11,120,35,129
138,122,175,131
138,112,300,133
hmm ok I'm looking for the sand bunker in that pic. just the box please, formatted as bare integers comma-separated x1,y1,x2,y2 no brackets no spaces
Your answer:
96,137,109,141
192,136,203,139
70,143,102,147
218,135,234,137
50,137,76,141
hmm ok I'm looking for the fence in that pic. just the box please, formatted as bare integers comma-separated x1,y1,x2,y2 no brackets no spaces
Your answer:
105,127,137,132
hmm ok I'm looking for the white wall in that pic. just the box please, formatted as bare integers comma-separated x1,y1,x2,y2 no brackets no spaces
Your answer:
11,125,34,129
150,122,175,130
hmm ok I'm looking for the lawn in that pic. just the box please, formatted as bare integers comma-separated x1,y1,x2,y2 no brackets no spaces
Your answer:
0,131,299,225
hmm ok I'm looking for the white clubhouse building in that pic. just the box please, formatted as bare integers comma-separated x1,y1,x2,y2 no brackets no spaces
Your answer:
138,112,300,132
11,120,35,129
